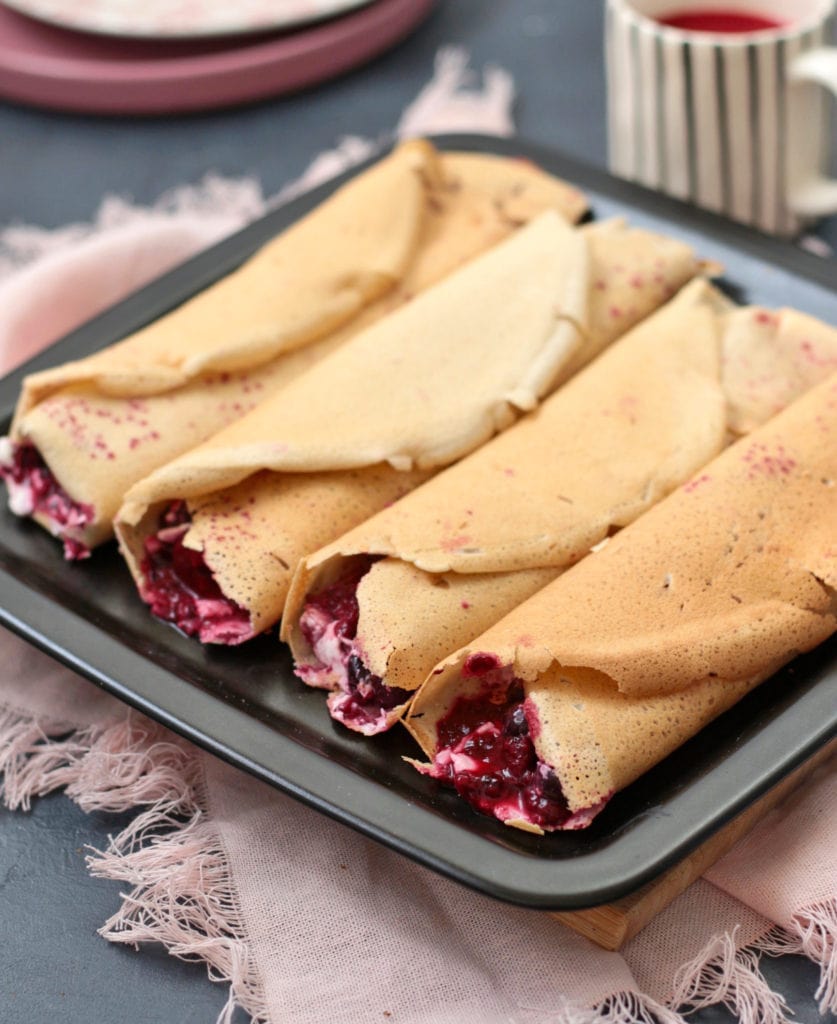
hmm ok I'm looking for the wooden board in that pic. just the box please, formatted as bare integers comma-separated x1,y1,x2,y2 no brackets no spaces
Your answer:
551,740,836,950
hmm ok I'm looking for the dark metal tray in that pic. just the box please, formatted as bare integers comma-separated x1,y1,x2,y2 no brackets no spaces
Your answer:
0,134,834,912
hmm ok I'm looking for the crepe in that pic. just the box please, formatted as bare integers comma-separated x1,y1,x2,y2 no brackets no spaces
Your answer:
1,142,588,557
403,372,837,832
281,280,837,733
114,212,700,643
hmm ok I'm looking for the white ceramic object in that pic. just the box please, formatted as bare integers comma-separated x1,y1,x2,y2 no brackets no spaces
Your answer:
606,0,837,236
0,0,374,39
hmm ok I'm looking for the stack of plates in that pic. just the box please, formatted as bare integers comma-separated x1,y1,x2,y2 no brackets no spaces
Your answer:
0,0,436,114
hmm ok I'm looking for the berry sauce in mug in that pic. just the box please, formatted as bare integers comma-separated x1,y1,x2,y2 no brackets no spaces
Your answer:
657,8,787,33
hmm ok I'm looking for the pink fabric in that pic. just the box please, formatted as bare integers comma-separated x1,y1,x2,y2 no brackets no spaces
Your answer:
2,633,833,1024
0,56,835,1024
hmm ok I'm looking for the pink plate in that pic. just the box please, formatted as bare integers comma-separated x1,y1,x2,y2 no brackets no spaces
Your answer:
0,0,437,115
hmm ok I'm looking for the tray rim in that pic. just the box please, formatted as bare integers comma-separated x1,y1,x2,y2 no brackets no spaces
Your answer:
0,132,835,911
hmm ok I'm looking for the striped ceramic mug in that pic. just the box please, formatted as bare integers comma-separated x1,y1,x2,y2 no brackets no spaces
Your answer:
606,0,837,236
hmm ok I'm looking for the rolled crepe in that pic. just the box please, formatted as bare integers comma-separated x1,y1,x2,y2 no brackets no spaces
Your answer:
115,212,700,643
1,142,588,557
404,372,837,832
282,281,837,734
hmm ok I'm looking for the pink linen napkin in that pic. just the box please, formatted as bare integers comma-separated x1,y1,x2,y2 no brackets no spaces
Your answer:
0,49,835,1024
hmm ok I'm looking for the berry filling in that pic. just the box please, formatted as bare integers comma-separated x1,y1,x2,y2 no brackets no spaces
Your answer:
0,439,94,559
140,501,253,644
419,675,614,830
420,680,574,830
297,559,412,735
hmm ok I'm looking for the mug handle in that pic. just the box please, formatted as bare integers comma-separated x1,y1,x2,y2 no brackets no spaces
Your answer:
787,48,837,218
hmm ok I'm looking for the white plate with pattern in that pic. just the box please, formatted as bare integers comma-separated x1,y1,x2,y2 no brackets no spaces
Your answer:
0,0,376,39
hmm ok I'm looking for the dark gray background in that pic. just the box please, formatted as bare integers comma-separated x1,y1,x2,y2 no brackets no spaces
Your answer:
0,1,835,1021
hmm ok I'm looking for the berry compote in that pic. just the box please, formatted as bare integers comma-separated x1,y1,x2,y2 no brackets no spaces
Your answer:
422,679,574,830
297,559,412,735
140,500,253,644
0,441,94,559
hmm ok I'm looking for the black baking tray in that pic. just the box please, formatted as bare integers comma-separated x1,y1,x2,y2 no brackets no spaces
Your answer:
0,134,834,912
